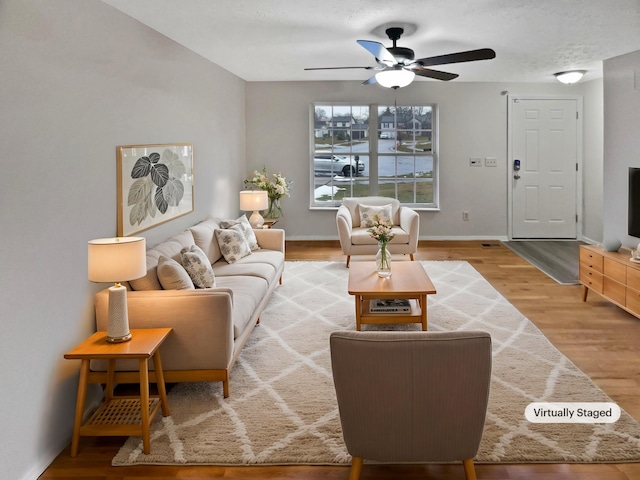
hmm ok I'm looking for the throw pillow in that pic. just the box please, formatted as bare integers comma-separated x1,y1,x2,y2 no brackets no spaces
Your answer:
180,245,216,288
220,215,260,251
215,227,252,263
359,204,393,228
157,255,195,290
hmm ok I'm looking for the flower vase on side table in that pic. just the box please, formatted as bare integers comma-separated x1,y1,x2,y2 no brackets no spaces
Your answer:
376,241,392,277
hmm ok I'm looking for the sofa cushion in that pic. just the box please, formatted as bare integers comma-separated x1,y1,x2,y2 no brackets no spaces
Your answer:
213,259,277,284
359,203,393,228
220,216,260,251
157,255,195,290
215,227,252,263
189,217,223,264
216,275,268,338
351,226,411,245
180,245,216,288
130,230,195,291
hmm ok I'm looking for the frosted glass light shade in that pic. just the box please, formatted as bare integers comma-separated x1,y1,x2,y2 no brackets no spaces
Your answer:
375,68,415,88
554,70,585,84
88,237,147,283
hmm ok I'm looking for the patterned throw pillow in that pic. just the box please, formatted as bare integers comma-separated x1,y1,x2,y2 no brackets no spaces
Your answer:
157,255,195,290
220,215,260,251
215,227,252,263
359,204,393,228
180,245,216,288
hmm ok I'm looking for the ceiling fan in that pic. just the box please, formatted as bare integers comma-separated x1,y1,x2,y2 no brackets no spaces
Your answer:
305,27,496,88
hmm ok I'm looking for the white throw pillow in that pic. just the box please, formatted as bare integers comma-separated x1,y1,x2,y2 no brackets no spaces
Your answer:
215,227,252,263
220,215,260,251
359,204,393,228
180,245,216,288
157,255,195,290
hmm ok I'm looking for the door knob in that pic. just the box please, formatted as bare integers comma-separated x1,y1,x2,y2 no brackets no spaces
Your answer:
514,174,521,180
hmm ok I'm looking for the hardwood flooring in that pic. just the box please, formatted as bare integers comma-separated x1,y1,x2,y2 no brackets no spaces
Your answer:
40,240,640,479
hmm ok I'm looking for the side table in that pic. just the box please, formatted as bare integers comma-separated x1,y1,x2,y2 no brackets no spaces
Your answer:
64,327,172,457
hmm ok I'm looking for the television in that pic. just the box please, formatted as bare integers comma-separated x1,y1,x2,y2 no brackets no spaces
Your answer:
629,167,640,238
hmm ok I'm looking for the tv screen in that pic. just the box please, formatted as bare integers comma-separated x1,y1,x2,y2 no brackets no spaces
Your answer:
629,167,640,238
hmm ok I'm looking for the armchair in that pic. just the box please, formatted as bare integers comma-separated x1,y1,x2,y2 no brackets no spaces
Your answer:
330,330,492,480
336,196,419,267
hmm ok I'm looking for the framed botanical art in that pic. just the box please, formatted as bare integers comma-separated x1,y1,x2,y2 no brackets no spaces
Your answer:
116,143,194,236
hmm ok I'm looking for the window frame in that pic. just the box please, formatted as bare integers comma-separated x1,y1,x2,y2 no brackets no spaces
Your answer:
309,103,439,210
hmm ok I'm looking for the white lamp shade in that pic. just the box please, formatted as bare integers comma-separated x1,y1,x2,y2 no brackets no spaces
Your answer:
554,70,585,84
375,68,416,88
88,237,147,283
240,190,269,211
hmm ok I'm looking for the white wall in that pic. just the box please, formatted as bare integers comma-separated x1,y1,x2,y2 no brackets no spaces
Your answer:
0,1,246,479
603,50,640,249
246,80,602,241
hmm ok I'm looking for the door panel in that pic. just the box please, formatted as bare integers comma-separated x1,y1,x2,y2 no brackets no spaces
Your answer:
511,98,578,239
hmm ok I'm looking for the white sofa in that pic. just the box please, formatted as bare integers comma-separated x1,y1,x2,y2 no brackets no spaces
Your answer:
92,216,285,398
336,196,420,267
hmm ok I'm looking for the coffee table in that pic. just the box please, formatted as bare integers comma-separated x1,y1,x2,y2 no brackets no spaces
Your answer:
348,261,437,330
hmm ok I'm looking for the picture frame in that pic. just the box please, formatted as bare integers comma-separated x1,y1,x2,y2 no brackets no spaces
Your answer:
116,143,194,236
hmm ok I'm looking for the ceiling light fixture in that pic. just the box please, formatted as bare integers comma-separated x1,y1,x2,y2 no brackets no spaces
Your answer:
554,70,586,84
375,67,415,89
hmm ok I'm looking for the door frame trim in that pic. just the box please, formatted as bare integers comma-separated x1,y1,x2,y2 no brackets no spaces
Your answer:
507,94,584,240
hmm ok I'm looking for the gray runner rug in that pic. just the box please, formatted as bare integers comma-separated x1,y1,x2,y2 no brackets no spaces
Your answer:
502,240,585,285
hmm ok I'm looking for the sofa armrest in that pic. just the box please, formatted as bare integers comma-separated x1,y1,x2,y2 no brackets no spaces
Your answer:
399,207,420,249
336,205,353,253
94,288,235,370
253,227,285,252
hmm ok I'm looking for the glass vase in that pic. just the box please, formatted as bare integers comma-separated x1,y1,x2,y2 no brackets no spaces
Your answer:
265,196,282,220
376,241,392,277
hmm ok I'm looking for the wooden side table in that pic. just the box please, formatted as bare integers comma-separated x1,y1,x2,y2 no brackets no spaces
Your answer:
64,328,172,457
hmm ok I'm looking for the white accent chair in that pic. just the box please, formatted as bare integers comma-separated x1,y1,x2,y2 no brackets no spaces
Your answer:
336,196,419,267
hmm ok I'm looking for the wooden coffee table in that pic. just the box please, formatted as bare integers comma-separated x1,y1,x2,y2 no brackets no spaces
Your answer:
348,261,437,330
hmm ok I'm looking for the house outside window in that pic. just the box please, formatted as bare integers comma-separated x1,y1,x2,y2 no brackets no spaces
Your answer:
310,103,438,209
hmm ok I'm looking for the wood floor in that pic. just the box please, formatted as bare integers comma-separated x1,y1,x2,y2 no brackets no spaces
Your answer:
40,240,640,480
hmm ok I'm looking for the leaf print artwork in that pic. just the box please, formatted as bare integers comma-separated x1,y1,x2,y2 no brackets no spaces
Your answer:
117,143,193,236
128,148,186,225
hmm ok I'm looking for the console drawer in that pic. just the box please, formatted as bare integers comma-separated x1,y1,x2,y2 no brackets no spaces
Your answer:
627,266,640,291
604,258,626,283
579,248,603,273
626,287,640,316
580,269,603,293
603,277,625,305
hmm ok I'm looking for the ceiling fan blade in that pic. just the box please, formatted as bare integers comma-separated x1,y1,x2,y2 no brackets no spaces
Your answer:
416,48,496,67
304,66,374,71
361,76,377,86
412,67,459,81
356,40,397,65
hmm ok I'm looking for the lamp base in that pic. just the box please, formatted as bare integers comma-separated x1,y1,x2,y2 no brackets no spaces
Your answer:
249,210,265,228
106,332,132,343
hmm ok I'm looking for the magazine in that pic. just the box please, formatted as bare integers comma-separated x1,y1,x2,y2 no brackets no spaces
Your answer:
369,298,411,313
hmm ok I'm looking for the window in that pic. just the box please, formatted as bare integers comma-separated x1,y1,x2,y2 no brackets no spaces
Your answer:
311,103,437,209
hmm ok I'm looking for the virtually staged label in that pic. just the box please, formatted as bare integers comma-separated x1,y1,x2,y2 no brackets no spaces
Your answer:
525,402,621,423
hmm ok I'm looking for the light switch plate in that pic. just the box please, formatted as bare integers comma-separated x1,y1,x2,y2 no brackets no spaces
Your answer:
485,157,497,167
469,157,482,167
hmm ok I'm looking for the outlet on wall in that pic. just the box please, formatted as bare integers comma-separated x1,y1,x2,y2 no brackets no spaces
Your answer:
469,158,482,167
463,211,470,221
485,157,497,167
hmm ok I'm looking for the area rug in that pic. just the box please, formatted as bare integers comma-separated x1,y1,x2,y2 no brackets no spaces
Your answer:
113,261,640,466
502,240,584,285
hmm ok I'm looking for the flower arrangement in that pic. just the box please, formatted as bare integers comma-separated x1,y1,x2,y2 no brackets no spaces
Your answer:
367,220,395,244
244,166,291,218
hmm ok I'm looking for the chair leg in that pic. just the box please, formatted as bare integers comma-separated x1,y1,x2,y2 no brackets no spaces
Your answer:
346,255,351,268
462,458,477,480
348,456,363,480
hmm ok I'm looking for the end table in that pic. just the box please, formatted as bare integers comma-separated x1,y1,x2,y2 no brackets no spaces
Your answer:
64,327,172,457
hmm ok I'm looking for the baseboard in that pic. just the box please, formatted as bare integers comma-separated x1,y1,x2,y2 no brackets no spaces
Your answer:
285,235,510,242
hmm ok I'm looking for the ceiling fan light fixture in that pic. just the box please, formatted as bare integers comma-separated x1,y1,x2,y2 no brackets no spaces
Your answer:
554,70,586,84
375,68,415,89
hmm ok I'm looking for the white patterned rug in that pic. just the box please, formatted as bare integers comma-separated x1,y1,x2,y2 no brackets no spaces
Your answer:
113,261,640,466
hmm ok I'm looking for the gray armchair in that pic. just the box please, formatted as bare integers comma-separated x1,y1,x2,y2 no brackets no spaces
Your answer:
330,330,492,480
336,196,419,267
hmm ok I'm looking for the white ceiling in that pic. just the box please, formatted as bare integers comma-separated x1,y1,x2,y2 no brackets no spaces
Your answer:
102,0,640,84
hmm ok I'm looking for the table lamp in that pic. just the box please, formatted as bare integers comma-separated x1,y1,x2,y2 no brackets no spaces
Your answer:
88,237,147,343
240,190,269,228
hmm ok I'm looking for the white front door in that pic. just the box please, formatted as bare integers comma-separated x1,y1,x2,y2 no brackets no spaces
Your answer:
509,97,579,239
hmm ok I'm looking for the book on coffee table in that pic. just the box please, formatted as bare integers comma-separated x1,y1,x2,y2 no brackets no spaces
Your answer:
369,298,411,313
